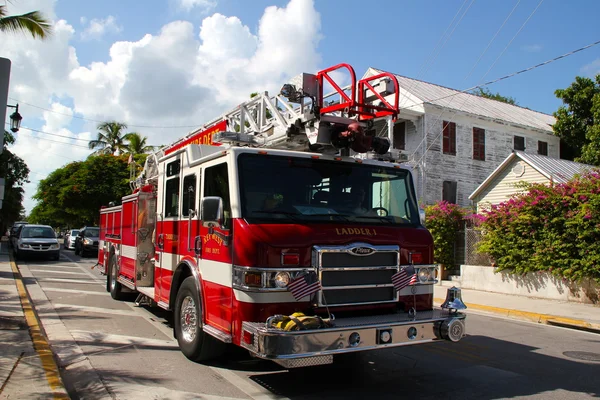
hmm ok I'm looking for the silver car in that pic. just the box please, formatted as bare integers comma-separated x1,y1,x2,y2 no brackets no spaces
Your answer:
64,229,79,250
13,224,61,261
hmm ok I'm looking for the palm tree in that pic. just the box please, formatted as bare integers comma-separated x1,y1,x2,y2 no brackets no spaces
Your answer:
0,3,53,39
88,122,130,155
123,132,155,155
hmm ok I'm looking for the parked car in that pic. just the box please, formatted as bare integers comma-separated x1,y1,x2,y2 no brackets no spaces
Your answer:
13,224,60,261
64,229,79,250
9,221,28,248
75,226,100,257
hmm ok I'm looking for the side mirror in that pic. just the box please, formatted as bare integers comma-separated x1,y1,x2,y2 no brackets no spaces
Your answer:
419,208,426,226
201,197,224,229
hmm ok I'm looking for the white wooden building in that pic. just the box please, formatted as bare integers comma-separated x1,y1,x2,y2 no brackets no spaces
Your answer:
468,151,594,212
363,67,559,208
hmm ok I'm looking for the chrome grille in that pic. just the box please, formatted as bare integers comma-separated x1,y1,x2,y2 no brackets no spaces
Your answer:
314,243,399,307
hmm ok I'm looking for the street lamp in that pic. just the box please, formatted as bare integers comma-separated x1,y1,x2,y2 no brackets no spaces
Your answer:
6,103,22,132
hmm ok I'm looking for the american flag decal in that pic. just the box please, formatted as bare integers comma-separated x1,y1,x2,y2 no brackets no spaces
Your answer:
391,267,417,292
286,271,321,301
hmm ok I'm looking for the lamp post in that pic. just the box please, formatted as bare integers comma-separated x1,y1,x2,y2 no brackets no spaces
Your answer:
6,103,22,132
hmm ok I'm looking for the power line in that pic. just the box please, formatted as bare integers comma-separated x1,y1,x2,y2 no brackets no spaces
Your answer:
413,0,547,167
6,98,202,129
16,130,90,149
480,0,545,81
5,123,91,143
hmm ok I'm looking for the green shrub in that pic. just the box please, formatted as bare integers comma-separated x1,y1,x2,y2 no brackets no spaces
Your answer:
425,201,469,268
476,171,600,282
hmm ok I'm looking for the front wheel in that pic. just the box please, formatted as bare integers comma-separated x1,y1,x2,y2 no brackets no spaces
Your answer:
174,276,225,362
108,257,123,300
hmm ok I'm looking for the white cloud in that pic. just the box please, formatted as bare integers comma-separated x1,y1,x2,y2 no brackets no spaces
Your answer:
176,0,217,13
1,0,323,214
521,44,542,53
81,15,122,40
581,58,600,77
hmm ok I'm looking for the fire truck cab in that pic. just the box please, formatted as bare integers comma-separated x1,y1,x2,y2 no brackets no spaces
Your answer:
98,63,466,368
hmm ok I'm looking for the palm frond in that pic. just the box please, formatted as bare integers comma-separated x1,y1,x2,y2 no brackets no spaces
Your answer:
0,11,53,39
88,140,106,150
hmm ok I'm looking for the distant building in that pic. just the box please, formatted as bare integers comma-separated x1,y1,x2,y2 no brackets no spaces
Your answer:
469,151,595,212
363,67,559,208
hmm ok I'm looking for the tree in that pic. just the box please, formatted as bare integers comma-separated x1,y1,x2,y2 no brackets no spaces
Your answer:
123,132,155,155
29,154,133,227
553,75,600,164
88,121,131,155
473,87,517,106
0,131,29,234
0,3,52,39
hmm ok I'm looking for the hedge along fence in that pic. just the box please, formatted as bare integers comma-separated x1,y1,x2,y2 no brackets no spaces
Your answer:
424,201,470,270
475,170,600,283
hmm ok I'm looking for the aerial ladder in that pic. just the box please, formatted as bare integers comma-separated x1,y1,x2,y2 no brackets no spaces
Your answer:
132,63,402,191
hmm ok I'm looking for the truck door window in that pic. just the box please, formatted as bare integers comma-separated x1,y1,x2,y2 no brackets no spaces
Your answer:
204,163,231,228
182,174,197,217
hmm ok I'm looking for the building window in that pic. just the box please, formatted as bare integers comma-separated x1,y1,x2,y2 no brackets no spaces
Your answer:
473,127,485,161
442,180,457,204
538,141,548,156
393,122,406,150
514,136,525,151
442,121,456,155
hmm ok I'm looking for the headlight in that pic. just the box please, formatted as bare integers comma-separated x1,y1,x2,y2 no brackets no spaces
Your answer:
50,244,60,249
84,238,93,245
273,272,291,288
19,243,30,249
418,267,431,283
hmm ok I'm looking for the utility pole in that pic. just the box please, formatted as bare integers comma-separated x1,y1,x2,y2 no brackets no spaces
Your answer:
0,57,11,210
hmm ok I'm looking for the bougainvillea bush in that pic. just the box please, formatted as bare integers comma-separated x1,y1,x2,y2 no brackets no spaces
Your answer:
476,171,600,282
424,201,469,268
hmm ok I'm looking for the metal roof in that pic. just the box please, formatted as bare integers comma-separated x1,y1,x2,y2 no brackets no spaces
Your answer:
368,68,556,132
469,151,595,199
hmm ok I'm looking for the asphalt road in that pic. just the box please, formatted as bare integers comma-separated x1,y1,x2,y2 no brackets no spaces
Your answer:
15,247,600,400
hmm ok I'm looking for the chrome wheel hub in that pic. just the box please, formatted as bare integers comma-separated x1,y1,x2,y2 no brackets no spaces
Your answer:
180,296,197,343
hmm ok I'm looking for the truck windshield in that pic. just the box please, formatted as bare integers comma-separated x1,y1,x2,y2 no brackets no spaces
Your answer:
238,153,420,225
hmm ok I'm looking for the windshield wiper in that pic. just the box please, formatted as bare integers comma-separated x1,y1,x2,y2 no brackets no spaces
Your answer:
303,213,353,221
251,210,302,220
353,215,396,224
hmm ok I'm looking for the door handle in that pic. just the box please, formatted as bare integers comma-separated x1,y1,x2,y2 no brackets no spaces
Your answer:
157,233,164,250
194,236,202,256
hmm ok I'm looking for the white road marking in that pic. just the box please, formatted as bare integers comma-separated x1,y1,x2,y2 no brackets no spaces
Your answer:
49,303,140,317
42,288,107,296
29,269,89,275
70,330,178,348
38,277,102,284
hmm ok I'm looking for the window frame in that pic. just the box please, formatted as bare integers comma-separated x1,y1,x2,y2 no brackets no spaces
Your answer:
181,173,198,218
442,121,456,155
514,136,525,151
472,127,485,161
538,140,548,156
203,162,231,229
393,121,406,150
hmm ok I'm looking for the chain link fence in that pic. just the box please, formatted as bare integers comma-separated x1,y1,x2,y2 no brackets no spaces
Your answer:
460,228,492,266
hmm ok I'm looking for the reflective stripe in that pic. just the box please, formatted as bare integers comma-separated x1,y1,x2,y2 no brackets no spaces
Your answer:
121,244,137,260
234,289,301,304
157,253,232,287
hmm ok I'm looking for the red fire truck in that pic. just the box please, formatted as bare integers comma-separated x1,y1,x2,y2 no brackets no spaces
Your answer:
98,63,466,368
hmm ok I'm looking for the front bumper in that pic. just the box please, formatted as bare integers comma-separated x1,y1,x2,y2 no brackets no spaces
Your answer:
82,244,99,253
18,249,60,258
240,308,466,368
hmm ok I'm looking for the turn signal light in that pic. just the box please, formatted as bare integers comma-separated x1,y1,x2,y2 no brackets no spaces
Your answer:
244,272,262,287
242,330,254,345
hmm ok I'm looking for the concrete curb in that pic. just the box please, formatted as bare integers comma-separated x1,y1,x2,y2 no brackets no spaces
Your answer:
8,253,70,399
434,297,600,334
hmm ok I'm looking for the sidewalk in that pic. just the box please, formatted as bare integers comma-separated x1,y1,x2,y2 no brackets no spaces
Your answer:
434,283,600,332
0,241,68,399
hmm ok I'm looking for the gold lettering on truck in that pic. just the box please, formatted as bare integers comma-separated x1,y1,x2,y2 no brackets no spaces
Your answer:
335,228,377,236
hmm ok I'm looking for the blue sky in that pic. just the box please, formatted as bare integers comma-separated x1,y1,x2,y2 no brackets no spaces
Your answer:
2,0,600,214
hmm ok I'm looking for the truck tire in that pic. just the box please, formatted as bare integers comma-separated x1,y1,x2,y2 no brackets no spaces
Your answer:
174,276,225,362
108,257,123,300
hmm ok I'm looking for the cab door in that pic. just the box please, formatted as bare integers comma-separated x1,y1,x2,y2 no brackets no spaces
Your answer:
156,157,182,303
199,161,233,333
